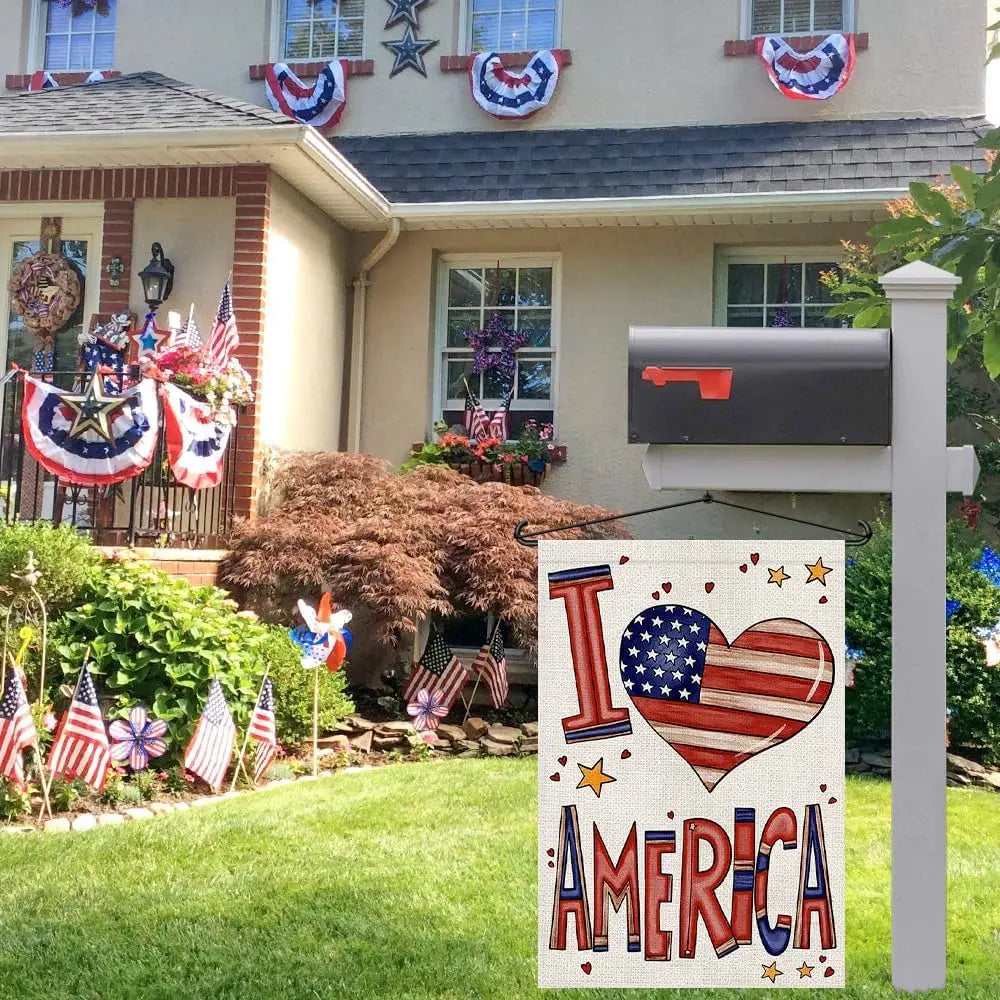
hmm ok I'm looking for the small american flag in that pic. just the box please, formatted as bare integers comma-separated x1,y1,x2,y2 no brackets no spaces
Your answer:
249,677,277,784
471,620,509,709
619,608,832,791
207,282,239,367
0,668,37,789
171,308,203,349
48,665,111,792
488,389,512,442
184,679,236,791
463,380,490,443
403,627,468,711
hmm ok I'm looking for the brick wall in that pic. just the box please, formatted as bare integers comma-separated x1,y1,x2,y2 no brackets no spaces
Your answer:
98,547,227,589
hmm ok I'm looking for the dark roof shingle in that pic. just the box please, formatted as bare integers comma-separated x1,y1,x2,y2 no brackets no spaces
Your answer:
332,117,990,203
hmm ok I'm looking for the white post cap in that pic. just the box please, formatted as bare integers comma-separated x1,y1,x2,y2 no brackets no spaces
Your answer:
880,260,961,300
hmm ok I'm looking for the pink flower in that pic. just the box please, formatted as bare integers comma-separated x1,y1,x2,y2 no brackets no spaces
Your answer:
43,713,57,732
406,688,448,731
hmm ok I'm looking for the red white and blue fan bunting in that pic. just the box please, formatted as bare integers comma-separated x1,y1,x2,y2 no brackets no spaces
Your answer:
470,49,560,120
27,69,110,91
265,61,348,130
21,374,158,486
756,33,856,101
160,382,233,490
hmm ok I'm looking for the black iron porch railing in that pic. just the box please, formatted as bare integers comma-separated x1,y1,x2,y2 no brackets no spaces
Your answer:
0,369,241,548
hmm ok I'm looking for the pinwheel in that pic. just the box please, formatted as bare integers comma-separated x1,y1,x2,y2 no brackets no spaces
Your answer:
108,705,168,771
407,688,449,732
289,592,352,671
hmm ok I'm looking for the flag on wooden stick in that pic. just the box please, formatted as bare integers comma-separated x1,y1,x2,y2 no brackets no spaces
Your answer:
249,677,278,783
463,379,490,443
170,304,203,349
403,627,468,711
206,281,239,367
471,620,509,708
48,664,111,792
488,388,512,442
184,679,236,791
0,667,37,789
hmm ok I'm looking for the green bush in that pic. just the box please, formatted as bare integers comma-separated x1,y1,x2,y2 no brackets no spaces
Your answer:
0,779,31,821
0,521,100,611
846,518,1000,761
263,626,354,743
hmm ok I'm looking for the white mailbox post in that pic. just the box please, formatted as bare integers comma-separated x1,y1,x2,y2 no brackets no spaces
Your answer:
636,261,965,992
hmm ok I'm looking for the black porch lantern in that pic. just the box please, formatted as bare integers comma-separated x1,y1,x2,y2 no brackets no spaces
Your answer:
138,242,175,308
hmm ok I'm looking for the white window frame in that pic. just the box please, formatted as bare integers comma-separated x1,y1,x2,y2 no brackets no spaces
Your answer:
739,0,856,38
713,245,847,327
268,0,367,62
458,0,563,56
432,252,561,440
29,0,118,72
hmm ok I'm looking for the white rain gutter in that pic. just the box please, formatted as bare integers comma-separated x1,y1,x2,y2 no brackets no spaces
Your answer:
346,217,402,453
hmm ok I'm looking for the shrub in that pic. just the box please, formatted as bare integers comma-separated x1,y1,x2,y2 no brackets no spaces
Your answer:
263,626,353,743
49,777,87,813
0,780,31,821
846,518,1000,761
263,762,295,782
0,521,100,611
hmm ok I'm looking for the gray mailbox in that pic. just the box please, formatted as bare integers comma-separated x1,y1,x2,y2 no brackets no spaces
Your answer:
628,326,891,446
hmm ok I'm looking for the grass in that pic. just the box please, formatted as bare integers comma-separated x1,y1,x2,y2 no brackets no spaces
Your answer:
0,760,997,1000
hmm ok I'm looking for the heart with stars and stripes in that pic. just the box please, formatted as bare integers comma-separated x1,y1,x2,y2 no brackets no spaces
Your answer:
618,605,834,791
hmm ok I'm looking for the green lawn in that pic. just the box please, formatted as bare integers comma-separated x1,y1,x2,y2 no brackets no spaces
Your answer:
0,760,997,1000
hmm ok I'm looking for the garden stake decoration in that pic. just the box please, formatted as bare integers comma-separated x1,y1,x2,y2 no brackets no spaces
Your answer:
0,647,53,820
1,551,48,707
289,593,352,775
537,540,845,988
229,668,272,792
108,706,168,771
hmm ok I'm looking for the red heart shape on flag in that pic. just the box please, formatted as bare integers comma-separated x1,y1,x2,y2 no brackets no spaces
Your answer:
667,810,674,818
750,553,760,565
547,861,555,868
620,749,631,759
652,591,660,600
619,556,629,564
662,583,672,594
819,596,829,604
581,963,592,975
819,956,827,964
705,582,715,593
740,564,748,573
828,796,837,804
820,783,827,792
546,848,555,857
558,755,567,766
824,967,835,978
549,773,560,781
618,607,834,791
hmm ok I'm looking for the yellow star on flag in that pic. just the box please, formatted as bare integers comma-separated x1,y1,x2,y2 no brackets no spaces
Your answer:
761,961,783,983
767,566,791,587
805,556,833,586
796,961,815,978
577,758,616,797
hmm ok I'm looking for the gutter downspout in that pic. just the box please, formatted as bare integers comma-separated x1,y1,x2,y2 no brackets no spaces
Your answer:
346,217,401,453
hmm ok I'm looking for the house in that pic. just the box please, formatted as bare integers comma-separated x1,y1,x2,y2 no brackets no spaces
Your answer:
0,0,989,676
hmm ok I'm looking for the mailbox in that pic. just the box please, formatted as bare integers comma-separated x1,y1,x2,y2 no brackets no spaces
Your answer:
628,326,891,446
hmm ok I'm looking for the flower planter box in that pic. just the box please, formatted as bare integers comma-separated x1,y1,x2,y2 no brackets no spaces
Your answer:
447,460,546,487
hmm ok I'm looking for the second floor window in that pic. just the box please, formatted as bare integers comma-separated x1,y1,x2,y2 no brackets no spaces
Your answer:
748,0,846,36
282,0,364,60
44,0,117,71
470,0,560,53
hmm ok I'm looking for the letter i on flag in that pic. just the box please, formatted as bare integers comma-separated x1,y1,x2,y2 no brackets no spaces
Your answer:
184,678,236,791
48,663,111,792
249,677,278,783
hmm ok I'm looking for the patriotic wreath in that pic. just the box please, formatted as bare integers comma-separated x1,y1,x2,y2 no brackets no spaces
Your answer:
756,33,856,101
470,49,561,120
7,251,81,335
264,60,348,131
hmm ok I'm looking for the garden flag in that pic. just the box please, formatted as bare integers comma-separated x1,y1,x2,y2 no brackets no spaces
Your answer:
471,620,509,709
404,627,468,710
160,382,234,490
470,49,561,119
21,372,159,486
537,540,845,988
48,664,111,792
756,34,856,101
184,679,236,791
0,667,37,789
249,677,278,784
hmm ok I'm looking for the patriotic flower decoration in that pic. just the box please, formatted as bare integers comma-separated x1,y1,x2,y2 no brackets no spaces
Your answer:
470,49,561,120
108,705,168,771
756,33,856,101
151,345,253,423
289,592,353,670
406,687,449,731
464,311,527,377
265,61,348,131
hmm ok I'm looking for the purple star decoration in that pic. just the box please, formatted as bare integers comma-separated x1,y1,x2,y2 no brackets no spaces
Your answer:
464,312,527,378
108,705,168,771
406,688,448,732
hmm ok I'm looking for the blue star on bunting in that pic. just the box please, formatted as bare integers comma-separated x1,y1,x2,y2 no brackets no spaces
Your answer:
382,24,438,77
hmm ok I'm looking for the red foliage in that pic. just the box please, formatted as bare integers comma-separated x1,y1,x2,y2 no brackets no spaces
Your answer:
219,451,630,650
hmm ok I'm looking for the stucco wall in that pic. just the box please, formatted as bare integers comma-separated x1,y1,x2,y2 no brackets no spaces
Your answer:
3,0,986,132
260,173,349,452
356,221,885,540
130,197,236,329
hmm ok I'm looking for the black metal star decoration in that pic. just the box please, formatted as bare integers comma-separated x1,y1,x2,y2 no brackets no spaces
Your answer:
383,0,430,30
61,371,133,442
382,24,438,77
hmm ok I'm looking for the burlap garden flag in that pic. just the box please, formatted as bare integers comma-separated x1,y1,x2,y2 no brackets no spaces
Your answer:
537,540,845,988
